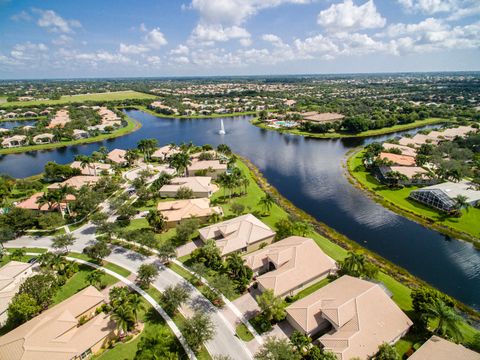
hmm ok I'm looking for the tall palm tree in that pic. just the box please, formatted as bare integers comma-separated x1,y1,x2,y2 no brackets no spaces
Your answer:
127,293,144,325
426,299,463,341
168,151,191,176
86,270,103,288
453,195,470,215
111,304,135,336
78,155,93,176
341,252,366,277
258,194,274,215
36,192,54,210
125,149,140,166
137,138,158,162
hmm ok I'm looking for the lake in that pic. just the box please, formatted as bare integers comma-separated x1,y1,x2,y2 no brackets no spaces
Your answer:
0,109,478,310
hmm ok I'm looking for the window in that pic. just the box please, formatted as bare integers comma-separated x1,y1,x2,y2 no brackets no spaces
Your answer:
80,348,92,359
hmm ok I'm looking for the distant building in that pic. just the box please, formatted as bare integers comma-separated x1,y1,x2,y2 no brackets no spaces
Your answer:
198,214,276,256
32,133,55,144
382,143,417,157
379,152,416,166
72,129,89,140
374,165,435,186
243,236,336,297
286,275,412,360
47,175,101,190
71,161,112,176
409,335,480,360
1,135,27,148
0,261,35,325
187,160,227,179
107,148,127,165
410,180,480,212
0,286,117,360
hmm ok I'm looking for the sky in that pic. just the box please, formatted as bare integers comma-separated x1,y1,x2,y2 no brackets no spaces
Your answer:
0,0,479,79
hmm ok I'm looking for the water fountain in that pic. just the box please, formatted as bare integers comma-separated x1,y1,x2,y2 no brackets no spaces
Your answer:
219,119,226,135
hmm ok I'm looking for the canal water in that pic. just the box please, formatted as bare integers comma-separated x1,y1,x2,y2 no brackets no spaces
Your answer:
0,110,478,310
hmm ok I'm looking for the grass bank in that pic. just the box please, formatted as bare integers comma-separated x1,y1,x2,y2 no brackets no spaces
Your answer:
346,149,480,244
0,115,140,155
1,90,156,108
251,117,449,139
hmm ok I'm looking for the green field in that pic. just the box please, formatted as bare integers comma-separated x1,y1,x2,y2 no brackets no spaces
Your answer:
348,150,480,242
1,90,156,108
252,118,449,139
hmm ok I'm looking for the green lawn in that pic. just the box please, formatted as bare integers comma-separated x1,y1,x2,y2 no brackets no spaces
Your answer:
1,90,156,108
348,150,480,241
52,264,118,304
252,118,449,139
67,252,131,277
295,277,332,300
0,115,140,155
236,323,254,342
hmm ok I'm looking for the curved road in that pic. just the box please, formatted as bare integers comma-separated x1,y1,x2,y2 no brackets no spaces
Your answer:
6,221,253,360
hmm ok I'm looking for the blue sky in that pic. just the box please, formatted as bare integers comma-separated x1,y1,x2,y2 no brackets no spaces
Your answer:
0,0,479,79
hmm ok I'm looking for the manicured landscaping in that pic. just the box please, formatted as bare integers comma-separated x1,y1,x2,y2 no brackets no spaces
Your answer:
1,90,156,108
294,277,332,300
67,252,132,277
52,264,118,304
236,323,254,342
134,105,257,119
347,150,480,242
252,117,449,139
0,115,140,155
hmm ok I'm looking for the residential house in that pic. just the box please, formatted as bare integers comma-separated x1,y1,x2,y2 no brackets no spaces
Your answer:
159,177,218,198
198,214,276,256
0,261,35,325
374,166,435,186
151,145,180,161
33,133,55,144
382,143,417,158
107,148,127,166
157,198,223,228
187,160,227,179
16,192,76,212
286,275,412,360
243,236,336,297
1,135,27,148
23,111,37,117
408,335,480,360
47,109,70,128
71,161,112,176
379,152,416,166
48,175,101,190
0,286,117,360
72,129,89,140
398,134,439,148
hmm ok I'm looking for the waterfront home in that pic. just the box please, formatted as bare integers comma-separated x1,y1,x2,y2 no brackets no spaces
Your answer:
159,176,217,198
4,112,17,119
47,109,70,128
33,133,55,144
39,109,51,116
243,236,336,297
0,128,9,134
187,159,227,179
440,125,476,140
398,133,439,148
382,143,417,157
71,161,112,176
286,275,412,360
72,129,89,140
0,286,117,360
107,148,127,165
15,192,75,212
374,166,434,186
408,335,480,360
1,135,27,148
23,111,37,117
0,261,35,325
152,145,180,161
157,198,223,228
48,175,101,190
198,214,276,256
410,180,480,212
379,152,416,166
22,125,35,132
302,112,345,123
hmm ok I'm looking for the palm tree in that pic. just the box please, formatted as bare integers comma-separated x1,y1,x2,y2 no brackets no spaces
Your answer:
168,151,191,176
258,194,274,215
36,192,54,211
111,304,135,336
340,252,366,277
452,195,470,216
127,293,144,325
125,149,140,166
426,299,463,341
86,270,104,289
137,138,158,162
10,248,26,261
78,155,93,176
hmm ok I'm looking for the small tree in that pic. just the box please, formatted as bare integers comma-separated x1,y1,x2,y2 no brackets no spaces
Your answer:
86,269,105,289
175,218,199,244
231,202,245,216
0,226,15,250
10,248,26,261
191,239,222,270
181,311,216,353
19,273,58,310
7,293,41,327
176,186,194,199
376,343,400,360
83,241,111,264
137,263,159,289
112,304,135,336
256,289,286,323
210,274,236,299
161,284,190,315
258,194,274,215
146,210,166,233
255,337,301,360
51,233,76,253
158,241,176,264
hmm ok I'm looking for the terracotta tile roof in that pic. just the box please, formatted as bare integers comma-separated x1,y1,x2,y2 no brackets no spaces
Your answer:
379,152,416,166
157,198,222,222
107,149,127,164
243,236,336,296
409,335,480,360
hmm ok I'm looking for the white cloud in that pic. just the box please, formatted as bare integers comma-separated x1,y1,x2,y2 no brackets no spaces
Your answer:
170,45,190,56
146,55,162,65
397,0,480,19
191,24,250,43
119,43,150,54
52,34,73,46
33,9,81,33
10,42,48,60
318,0,386,32
294,34,339,56
144,28,168,48
140,23,148,32
10,11,32,22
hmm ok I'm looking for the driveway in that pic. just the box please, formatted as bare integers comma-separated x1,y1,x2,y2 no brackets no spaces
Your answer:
176,239,203,258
